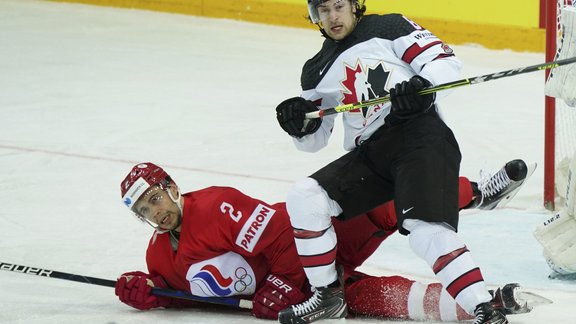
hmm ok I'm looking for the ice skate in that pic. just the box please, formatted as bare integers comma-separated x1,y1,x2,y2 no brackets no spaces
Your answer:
278,268,347,324
489,282,553,316
489,283,532,315
473,301,508,324
470,159,536,210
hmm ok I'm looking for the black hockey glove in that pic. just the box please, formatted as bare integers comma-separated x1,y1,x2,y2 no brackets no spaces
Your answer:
276,97,322,138
389,75,436,119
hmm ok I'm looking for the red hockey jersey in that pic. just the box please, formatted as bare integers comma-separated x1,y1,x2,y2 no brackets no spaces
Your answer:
145,186,402,297
145,186,307,298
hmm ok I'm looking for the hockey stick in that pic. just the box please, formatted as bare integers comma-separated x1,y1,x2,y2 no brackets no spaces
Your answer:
305,56,576,119
0,261,253,309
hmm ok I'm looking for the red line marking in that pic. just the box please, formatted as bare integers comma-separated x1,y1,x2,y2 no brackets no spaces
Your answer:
0,144,292,183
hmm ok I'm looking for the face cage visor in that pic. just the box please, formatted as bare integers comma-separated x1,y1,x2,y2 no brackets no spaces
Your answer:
130,182,181,233
135,213,166,232
308,0,323,24
131,185,164,229
308,0,352,24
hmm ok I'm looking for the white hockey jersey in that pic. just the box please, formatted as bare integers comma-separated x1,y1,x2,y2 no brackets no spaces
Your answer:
294,14,462,152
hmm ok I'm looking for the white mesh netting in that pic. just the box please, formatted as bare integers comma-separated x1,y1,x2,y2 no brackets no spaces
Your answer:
546,1,576,200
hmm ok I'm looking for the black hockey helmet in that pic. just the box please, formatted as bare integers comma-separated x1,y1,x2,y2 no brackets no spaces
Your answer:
307,0,366,24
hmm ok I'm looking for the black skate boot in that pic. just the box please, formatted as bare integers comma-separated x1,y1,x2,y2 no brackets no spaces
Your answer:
473,302,509,324
278,269,347,324
468,159,536,210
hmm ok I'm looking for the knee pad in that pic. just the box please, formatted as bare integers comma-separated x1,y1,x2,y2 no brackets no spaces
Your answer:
286,177,342,230
406,220,464,267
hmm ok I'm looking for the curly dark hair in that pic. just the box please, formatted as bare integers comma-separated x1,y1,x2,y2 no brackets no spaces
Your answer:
354,0,367,19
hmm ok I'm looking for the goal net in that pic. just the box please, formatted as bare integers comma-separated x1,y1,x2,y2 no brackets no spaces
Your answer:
544,0,576,210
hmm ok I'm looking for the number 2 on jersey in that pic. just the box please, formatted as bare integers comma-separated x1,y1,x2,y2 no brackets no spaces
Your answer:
220,201,242,222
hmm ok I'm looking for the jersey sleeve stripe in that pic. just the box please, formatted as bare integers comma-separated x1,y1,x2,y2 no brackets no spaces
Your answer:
402,40,443,64
433,53,456,61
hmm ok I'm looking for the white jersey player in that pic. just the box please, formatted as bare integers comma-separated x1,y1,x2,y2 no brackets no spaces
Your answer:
274,1,521,323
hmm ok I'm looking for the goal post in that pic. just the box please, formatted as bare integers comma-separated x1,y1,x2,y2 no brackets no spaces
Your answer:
544,0,576,210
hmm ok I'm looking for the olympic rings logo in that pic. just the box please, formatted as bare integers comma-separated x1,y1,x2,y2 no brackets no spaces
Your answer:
233,267,253,293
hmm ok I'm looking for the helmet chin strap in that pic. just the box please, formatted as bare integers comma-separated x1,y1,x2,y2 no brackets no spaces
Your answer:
167,186,183,231
143,217,169,234
167,187,183,215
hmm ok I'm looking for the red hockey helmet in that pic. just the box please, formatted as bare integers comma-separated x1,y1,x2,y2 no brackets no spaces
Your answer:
120,162,169,210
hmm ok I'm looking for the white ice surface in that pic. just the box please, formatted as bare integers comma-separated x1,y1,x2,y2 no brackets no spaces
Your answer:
1,1,575,323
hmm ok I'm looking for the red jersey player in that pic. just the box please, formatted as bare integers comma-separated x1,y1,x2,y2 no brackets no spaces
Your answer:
115,161,531,321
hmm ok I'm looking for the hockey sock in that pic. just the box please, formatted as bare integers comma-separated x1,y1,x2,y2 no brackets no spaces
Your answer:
286,178,343,287
346,275,472,321
405,219,492,313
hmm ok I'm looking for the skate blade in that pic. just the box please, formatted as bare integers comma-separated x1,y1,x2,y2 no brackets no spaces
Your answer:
515,290,553,307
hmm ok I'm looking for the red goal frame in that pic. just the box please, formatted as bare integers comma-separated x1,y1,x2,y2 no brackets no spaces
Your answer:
543,0,573,210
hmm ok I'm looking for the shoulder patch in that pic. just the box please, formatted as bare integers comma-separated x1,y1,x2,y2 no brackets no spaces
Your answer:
186,252,256,297
235,204,276,252
441,43,454,54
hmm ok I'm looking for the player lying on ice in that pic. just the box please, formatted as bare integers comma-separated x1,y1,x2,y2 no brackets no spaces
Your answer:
115,160,534,322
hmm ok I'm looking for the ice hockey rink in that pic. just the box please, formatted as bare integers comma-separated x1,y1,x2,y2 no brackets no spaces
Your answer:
1,0,575,323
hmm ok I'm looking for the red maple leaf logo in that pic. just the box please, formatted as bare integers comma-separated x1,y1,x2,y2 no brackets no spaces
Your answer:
340,62,364,113
339,60,391,120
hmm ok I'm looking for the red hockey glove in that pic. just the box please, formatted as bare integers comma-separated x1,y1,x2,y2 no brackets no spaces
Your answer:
252,274,306,319
115,271,171,310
